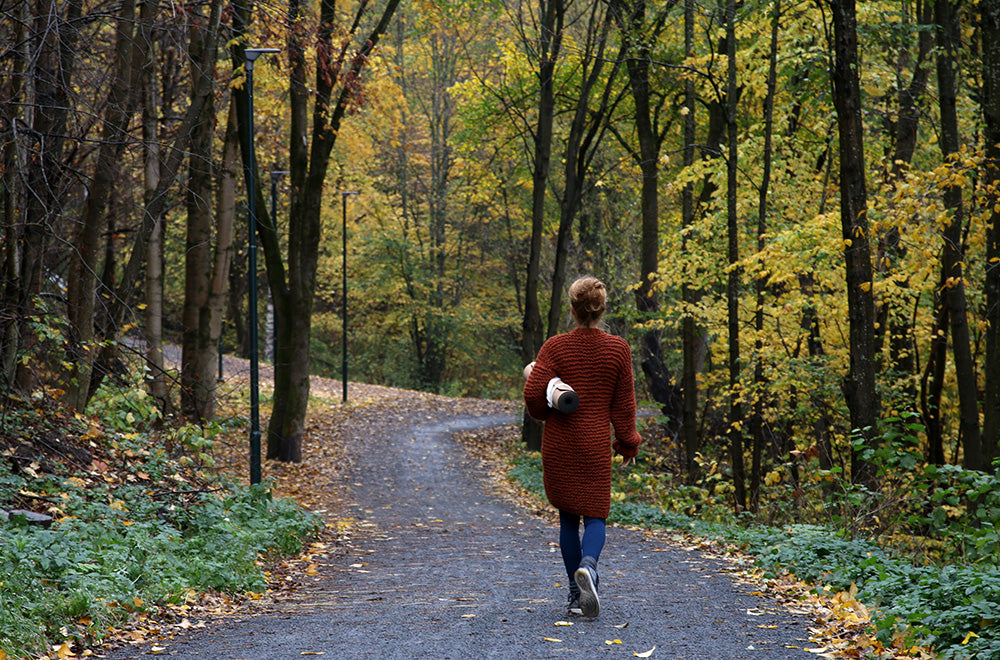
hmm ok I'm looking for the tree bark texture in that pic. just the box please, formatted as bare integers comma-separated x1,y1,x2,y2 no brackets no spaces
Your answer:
680,0,702,484
829,0,880,488
610,0,682,428
65,0,140,410
140,8,168,413
981,1,1000,470
15,0,82,392
181,12,220,422
545,2,623,339
724,0,746,512
935,0,982,470
750,0,781,514
247,0,399,461
521,0,563,452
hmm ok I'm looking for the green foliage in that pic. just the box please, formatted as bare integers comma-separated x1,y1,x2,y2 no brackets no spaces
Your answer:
0,390,321,659
88,379,163,433
509,450,545,496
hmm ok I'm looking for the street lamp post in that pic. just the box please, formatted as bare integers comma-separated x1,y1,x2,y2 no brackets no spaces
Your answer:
244,47,279,485
341,191,358,404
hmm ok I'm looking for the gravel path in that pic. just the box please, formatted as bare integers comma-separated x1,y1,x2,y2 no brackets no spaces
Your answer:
106,396,816,659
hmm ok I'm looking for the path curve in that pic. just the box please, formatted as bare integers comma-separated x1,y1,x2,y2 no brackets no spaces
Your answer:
108,399,815,659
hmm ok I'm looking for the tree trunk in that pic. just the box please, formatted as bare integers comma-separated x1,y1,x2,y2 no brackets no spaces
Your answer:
750,0,780,514
87,0,223,403
181,12,218,422
545,3,625,339
981,1,1000,470
16,0,82,392
251,0,400,462
609,0,682,428
680,0,701,484
875,0,932,413
921,288,948,465
829,0,880,489
521,0,563,452
65,0,139,410
140,5,168,413
935,0,981,470
0,0,27,387
724,0,746,512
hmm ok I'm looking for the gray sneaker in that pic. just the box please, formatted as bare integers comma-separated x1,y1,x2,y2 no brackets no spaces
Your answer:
574,562,600,617
566,591,583,616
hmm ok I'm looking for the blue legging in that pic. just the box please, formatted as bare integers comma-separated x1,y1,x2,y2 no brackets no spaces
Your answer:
559,510,606,583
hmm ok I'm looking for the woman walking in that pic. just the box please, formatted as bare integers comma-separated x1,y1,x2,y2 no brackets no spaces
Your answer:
523,276,642,617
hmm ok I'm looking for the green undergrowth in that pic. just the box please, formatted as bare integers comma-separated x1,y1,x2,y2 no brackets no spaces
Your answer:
0,384,322,659
510,448,1000,660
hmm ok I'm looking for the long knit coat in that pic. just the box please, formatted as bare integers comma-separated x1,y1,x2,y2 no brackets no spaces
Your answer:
523,327,642,519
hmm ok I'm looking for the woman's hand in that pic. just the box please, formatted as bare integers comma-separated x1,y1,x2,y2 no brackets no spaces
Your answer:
619,455,635,468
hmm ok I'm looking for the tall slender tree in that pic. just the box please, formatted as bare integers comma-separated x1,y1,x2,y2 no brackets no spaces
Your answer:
827,0,880,488
982,0,1000,470
724,0,746,511
608,0,682,428
934,0,981,470
518,0,563,451
231,0,400,461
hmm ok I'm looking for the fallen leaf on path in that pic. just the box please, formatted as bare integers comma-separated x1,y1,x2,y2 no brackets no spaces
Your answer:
300,652,325,656
543,637,563,643
634,647,655,658
605,639,622,645
554,621,573,626
613,622,629,628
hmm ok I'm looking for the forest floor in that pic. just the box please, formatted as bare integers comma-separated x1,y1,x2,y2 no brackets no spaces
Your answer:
92,355,910,659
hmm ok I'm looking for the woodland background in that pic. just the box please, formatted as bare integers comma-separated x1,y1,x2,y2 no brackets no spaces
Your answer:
3,0,1000,514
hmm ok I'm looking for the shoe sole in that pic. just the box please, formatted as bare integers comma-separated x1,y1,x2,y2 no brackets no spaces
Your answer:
574,568,600,617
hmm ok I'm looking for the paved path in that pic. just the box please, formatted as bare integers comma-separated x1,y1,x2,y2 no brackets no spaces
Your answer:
108,403,815,659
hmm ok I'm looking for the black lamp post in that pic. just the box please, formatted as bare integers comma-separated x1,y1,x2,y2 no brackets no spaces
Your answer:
244,46,279,485
341,191,358,404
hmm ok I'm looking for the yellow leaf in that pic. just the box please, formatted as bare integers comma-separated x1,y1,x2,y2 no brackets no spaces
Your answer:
305,563,319,576
606,639,623,645
56,643,71,659
543,637,563,643
634,648,656,658
859,282,871,292
962,631,980,645
1,649,8,660
554,621,573,626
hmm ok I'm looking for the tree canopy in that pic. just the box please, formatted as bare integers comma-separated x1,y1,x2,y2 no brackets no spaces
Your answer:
2,0,999,507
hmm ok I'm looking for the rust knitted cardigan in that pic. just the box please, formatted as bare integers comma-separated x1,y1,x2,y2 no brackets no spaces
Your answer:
523,327,642,519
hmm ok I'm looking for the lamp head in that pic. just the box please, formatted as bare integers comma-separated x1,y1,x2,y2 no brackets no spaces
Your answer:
244,47,281,70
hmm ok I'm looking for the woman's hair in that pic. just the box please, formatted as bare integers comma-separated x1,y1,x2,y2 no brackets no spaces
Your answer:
569,276,607,327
